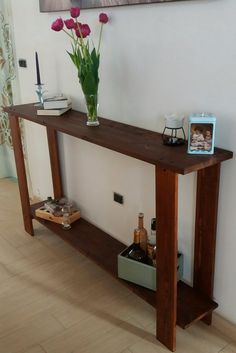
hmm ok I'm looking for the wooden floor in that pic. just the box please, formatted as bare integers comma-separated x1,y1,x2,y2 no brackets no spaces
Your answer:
0,178,235,353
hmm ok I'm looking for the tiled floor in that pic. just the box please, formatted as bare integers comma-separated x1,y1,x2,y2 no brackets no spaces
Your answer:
0,178,235,353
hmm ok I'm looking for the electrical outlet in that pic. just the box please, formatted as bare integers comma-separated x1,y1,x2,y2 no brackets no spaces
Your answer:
113,192,124,205
19,59,27,68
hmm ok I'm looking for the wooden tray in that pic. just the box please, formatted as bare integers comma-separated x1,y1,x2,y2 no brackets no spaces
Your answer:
35,206,80,224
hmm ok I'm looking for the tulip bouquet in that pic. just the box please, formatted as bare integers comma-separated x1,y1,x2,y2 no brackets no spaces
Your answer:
51,7,109,126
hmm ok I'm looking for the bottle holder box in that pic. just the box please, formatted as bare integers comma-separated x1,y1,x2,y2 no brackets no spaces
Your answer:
118,245,183,291
35,206,80,225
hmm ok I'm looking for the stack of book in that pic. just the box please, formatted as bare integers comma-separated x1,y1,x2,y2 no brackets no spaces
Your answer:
37,95,72,116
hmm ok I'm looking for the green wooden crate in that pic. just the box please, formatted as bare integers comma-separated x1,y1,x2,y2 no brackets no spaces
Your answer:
118,245,183,291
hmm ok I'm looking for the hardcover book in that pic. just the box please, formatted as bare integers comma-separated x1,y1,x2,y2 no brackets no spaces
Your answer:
43,95,72,109
37,104,72,116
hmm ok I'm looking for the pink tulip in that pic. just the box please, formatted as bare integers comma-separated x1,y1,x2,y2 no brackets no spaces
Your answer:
64,18,75,30
70,7,80,18
51,18,64,32
75,23,91,38
99,13,109,24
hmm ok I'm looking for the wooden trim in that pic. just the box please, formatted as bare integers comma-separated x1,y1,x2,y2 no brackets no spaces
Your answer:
9,115,34,236
156,166,178,351
46,127,63,199
193,163,221,324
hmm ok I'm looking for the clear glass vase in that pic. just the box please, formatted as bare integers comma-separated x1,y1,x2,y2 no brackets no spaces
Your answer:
84,94,99,126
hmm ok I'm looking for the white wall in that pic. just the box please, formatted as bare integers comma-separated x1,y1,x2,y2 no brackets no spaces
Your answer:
10,0,236,324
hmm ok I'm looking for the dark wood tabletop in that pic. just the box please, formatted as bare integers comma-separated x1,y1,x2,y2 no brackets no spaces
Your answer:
5,103,233,174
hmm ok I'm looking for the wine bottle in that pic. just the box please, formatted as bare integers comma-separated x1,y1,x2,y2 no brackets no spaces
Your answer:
152,246,157,268
147,218,156,265
127,229,146,263
134,213,147,253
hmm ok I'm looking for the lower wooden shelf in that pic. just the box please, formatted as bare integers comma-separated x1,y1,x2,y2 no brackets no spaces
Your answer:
31,202,218,329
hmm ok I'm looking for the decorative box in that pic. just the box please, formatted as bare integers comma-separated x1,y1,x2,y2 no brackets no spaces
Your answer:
188,113,216,155
118,245,183,291
35,206,80,225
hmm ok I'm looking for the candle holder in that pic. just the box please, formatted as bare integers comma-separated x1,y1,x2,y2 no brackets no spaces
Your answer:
162,114,186,146
35,84,45,106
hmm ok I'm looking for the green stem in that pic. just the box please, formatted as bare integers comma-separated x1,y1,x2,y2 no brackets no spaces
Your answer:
97,23,103,55
75,18,87,59
71,28,76,41
63,28,75,41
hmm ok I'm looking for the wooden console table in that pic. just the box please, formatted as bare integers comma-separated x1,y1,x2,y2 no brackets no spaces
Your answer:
5,103,233,351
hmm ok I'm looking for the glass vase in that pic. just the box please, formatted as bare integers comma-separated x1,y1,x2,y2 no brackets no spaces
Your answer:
84,94,99,126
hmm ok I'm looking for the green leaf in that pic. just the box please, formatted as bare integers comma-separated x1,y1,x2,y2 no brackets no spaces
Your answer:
67,51,76,66
91,48,99,70
67,44,100,95
81,70,98,95
90,49,100,85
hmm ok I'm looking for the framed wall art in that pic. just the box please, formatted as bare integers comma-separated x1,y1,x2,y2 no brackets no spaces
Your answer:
39,0,191,12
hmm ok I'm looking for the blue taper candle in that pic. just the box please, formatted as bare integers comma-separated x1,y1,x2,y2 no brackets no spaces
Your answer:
35,51,42,85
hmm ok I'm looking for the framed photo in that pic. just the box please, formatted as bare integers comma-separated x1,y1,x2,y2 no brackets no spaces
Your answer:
188,114,216,155
39,0,189,12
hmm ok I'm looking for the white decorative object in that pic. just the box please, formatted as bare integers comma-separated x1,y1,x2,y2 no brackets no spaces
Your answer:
188,113,216,155
162,114,186,146
165,114,185,129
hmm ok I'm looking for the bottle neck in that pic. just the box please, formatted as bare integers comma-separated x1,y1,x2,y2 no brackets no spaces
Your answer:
151,218,156,236
151,229,156,236
138,214,144,229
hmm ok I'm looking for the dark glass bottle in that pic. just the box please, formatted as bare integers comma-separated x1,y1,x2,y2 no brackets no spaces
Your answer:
127,229,146,263
147,218,156,265
134,213,147,253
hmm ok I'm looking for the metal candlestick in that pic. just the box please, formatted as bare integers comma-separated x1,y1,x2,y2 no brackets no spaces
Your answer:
35,84,45,106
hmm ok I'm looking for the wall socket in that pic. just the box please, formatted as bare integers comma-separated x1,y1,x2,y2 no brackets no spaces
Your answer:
113,192,124,205
18,59,27,68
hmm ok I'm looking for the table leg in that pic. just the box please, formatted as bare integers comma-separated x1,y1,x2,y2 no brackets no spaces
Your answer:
193,163,221,325
46,127,63,199
9,115,34,236
156,166,178,351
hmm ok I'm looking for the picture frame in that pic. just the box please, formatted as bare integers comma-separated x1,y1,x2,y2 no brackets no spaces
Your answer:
39,0,189,12
188,113,216,155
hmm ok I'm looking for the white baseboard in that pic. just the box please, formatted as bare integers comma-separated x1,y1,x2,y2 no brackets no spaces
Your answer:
212,313,236,343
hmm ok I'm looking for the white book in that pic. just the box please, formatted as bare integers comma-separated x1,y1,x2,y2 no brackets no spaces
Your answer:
43,96,72,109
37,104,72,116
